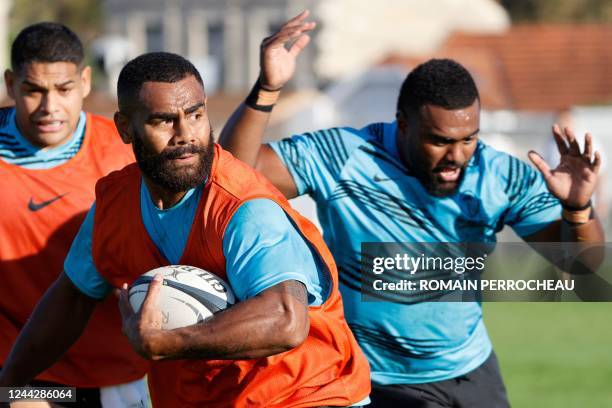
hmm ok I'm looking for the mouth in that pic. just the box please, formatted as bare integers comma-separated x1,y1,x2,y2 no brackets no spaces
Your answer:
35,119,65,133
167,152,198,165
435,166,461,182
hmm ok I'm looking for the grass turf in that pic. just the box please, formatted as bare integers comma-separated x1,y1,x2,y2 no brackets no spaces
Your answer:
484,303,612,407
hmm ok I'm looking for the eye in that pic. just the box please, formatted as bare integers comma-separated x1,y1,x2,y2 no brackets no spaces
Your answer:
464,136,475,144
151,118,172,127
189,111,203,121
58,88,72,95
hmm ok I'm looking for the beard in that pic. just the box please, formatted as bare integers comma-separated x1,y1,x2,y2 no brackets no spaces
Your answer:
412,158,467,197
133,129,215,193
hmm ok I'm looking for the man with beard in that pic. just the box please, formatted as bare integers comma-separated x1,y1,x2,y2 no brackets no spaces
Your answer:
0,52,371,408
0,23,149,407
219,11,605,407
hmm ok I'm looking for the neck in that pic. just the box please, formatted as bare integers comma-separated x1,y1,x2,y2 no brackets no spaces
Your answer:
143,176,188,209
395,129,412,170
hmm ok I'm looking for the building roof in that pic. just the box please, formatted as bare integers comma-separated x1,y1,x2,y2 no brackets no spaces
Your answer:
382,24,612,111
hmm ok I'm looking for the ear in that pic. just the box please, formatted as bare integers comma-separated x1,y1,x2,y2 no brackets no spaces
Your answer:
396,110,409,135
4,69,16,99
80,66,92,98
114,111,133,144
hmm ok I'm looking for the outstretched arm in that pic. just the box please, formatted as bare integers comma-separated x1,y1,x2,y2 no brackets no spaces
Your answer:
0,272,97,386
220,10,315,198
119,277,309,360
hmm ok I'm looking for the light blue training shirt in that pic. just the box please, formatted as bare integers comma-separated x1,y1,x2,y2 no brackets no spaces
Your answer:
268,121,561,385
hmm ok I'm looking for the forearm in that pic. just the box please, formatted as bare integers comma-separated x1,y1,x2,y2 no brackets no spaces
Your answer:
560,212,605,274
146,283,309,360
527,208,604,244
0,274,96,386
560,213,605,243
219,85,277,167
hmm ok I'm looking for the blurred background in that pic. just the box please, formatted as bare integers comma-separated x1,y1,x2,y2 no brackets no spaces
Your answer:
1,0,611,406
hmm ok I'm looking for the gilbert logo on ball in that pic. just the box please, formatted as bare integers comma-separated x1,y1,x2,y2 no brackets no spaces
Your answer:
128,265,236,330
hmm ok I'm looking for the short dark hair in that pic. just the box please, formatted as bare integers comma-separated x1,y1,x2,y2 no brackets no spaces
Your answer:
11,22,84,72
117,52,204,114
397,59,479,116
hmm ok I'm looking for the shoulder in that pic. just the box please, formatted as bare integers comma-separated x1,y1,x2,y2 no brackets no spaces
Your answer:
0,106,14,130
359,122,389,144
474,141,541,197
85,112,134,160
474,141,530,176
95,163,140,192
85,113,123,146
316,123,382,152
284,124,380,155
212,146,285,202
86,113,116,132
224,199,291,241
229,199,286,223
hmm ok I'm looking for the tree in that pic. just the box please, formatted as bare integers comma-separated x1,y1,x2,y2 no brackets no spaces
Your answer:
10,0,103,43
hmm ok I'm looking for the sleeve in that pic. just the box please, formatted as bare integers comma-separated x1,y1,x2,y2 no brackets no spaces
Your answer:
64,203,112,299
267,128,358,201
222,199,330,305
502,156,562,237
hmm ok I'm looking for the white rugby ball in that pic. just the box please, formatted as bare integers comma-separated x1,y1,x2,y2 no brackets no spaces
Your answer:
128,265,236,330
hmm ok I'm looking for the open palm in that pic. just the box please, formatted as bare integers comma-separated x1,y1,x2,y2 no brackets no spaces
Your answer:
259,10,316,91
529,124,601,208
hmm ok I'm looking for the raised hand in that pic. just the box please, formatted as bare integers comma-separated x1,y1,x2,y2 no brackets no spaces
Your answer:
259,10,316,91
528,124,601,208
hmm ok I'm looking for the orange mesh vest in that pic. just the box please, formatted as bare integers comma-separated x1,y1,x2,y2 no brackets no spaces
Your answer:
0,113,150,387
92,145,371,407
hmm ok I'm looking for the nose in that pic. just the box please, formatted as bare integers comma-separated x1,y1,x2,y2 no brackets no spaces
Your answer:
172,115,196,146
40,92,59,114
445,143,466,165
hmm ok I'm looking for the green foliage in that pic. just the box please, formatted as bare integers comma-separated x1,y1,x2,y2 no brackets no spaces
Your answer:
501,0,612,23
9,0,103,43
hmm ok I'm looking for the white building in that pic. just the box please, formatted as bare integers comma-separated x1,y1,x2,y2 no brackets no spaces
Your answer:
100,0,508,93
102,0,318,93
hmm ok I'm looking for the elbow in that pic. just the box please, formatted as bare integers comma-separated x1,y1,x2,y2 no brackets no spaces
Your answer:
138,331,167,361
274,300,310,351
139,338,158,360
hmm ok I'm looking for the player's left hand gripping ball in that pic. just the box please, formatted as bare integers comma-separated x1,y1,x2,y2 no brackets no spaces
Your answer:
118,274,164,359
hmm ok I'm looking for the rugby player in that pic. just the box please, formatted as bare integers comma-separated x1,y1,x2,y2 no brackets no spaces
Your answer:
0,52,371,408
0,23,147,407
219,11,605,407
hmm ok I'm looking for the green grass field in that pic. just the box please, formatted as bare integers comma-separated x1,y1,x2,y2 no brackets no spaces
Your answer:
484,303,612,407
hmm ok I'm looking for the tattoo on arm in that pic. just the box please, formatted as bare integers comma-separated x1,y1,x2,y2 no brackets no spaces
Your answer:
167,280,309,360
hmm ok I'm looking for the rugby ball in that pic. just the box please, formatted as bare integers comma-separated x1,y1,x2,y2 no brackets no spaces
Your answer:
128,265,236,330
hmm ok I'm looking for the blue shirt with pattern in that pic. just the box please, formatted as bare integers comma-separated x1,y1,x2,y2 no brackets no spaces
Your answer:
268,121,561,384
